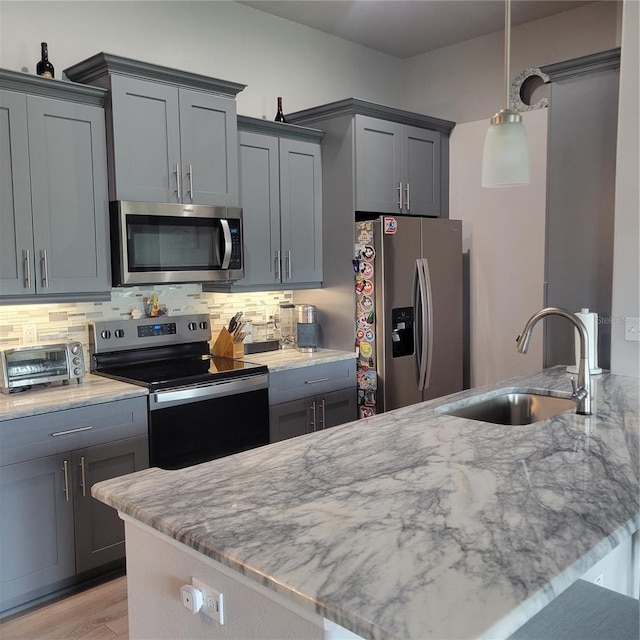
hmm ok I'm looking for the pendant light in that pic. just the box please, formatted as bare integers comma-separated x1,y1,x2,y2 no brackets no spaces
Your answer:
481,0,531,187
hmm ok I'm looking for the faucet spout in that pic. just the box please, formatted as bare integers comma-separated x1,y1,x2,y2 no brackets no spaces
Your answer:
516,307,592,415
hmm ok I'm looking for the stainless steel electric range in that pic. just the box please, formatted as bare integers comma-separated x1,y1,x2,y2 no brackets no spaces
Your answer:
89,314,269,470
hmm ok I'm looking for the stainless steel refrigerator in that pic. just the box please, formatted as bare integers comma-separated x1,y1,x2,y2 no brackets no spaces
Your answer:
355,216,463,414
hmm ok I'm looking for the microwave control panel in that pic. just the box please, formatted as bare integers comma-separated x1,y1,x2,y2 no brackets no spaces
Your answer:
228,220,242,269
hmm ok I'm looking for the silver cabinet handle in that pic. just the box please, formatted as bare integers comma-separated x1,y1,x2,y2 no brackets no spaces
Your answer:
23,249,31,289
51,425,93,437
321,399,326,430
286,250,292,279
397,182,403,209
80,456,87,497
275,250,281,281
175,163,181,200
63,460,70,502
187,164,194,200
304,377,329,385
310,400,317,432
40,249,49,288
405,182,410,211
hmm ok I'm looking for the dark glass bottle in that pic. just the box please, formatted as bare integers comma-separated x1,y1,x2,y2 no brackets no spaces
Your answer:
274,97,287,123
36,42,54,79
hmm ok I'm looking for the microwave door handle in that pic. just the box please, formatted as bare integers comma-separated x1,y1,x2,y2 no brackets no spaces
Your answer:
220,219,232,269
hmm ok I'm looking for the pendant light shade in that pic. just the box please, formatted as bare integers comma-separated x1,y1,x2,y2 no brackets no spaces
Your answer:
481,0,531,188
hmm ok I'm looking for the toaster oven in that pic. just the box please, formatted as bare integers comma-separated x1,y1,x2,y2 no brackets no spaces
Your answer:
0,342,85,394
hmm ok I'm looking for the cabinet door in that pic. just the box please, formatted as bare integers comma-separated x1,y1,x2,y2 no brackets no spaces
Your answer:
27,95,110,295
109,75,181,202
236,131,281,286
269,397,314,443
178,88,239,206
403,125,441,217
354,115,402,213
0,90,35,296
0,454,75,610
319,388,358,430
279,138,323,285
73,436,149,574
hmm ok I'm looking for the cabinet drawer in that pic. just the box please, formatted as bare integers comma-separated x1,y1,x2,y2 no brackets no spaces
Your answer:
269,359,356,405
0,397,148,466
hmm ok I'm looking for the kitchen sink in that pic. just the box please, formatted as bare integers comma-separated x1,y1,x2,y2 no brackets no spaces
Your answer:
438,390,576,425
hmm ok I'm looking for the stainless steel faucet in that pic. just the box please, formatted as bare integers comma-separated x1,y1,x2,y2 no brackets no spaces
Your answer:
516,307,592,415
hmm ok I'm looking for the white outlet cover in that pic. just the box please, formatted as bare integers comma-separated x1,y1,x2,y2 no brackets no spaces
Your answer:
192,577,224,625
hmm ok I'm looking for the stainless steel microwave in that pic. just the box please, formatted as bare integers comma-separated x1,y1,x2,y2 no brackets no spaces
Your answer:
109,201,244,286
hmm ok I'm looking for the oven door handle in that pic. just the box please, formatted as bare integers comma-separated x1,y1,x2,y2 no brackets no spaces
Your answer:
149,373,268,410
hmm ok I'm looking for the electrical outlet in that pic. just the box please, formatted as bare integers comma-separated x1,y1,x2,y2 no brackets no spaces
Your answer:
192,578,224,624
22,324,37,344
624,317,640,342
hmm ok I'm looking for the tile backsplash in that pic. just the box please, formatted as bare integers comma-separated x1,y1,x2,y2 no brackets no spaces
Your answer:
0,285,292,363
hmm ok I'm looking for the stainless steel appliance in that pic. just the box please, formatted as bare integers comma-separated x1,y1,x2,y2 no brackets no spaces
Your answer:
110,201,244,286
89,314,268,469
355,216,463,414
295,304,319,353
1,342,85,394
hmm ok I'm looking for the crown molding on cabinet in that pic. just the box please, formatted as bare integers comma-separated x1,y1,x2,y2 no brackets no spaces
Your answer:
237,115,324,143
287,97,456,135
0,68,107,106
64,52,246,98
541,48,621,82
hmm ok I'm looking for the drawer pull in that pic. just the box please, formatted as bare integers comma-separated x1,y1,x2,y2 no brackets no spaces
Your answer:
51,426,93,437
305,377,329,385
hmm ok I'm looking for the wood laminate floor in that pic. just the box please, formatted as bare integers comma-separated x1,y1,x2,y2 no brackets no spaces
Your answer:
0,577,128,640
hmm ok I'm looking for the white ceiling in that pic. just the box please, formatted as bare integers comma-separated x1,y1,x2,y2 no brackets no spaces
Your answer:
237,0,595,59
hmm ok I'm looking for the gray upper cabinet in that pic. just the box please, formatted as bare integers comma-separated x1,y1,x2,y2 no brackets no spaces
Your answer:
355,116,441,216
0,70,110,302
205,117,323,291
64,53,245,206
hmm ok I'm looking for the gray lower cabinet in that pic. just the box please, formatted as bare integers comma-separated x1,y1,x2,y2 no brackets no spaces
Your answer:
0,70,110,301
270,387,358,443
205,117,323,292
355,115,441,217
268,359,357,443
64,53,245,205
0,396,148,615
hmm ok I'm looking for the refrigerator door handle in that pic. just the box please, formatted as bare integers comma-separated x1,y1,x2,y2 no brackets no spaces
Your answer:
414,259,427,388
415,258,434,391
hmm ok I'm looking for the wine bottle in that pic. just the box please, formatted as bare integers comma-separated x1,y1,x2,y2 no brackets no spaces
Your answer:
274,97,287,123
36,42,55,79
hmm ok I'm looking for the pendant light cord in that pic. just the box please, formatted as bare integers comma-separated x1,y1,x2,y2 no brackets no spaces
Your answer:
504,0,511,110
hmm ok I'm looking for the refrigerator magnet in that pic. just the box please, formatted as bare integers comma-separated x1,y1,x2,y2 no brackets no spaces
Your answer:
384,217,398,234
362,280,374,296
360,245,375,261
359,341,373,358
360,295,374,312
359,261,373,278
364,328,375,342
356,328,365,341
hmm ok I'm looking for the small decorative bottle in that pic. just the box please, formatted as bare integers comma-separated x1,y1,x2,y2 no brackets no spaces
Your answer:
274,97,287,123
36,42,55,79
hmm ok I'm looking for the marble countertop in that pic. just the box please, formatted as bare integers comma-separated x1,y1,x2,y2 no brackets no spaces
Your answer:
92,367,639,640
243,347,356,371
0,374,148,421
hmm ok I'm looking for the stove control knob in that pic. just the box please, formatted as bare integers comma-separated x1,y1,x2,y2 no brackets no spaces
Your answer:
73,357,81,365
114,329,125,338
74,367,83,376
71,344,81,355
199,321,208,330
100,330,111,340
188,322,197,330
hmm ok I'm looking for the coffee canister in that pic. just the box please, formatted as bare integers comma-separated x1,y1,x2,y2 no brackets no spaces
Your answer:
295,304,318,353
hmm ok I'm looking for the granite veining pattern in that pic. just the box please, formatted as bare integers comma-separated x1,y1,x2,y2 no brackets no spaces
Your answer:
92,367,639,640
243,347,356,372
0,374,148,420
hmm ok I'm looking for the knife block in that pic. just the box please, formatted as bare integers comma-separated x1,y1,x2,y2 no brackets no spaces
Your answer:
212,328,244,359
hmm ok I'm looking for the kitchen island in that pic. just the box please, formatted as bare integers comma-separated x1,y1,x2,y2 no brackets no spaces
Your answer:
92,367,639,639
